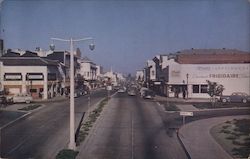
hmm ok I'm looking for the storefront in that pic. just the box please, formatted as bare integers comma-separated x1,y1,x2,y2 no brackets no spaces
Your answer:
167,63,250,98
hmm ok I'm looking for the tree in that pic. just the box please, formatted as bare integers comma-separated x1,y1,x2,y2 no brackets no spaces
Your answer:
206,80,225,106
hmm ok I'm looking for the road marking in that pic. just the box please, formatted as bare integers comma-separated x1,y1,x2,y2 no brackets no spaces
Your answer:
7,137,29,155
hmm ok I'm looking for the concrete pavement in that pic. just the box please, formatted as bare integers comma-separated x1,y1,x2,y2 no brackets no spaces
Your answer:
176,104,199,112
77,93,187,159
154,95,210,103
179,115,250,159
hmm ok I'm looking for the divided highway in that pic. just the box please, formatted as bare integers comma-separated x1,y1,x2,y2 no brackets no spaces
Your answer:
1,90,249,159
77,93,187,159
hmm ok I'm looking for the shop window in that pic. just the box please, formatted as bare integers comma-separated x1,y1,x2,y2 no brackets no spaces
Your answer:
30,89,37,93
201,85,208,93
26,73,43,81
193,85,199,93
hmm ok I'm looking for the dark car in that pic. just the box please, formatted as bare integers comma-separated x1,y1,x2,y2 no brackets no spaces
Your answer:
143,90,155,99
220,92,250,103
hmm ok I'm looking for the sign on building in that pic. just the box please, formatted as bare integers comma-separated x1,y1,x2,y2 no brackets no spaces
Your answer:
4,73,22,81
26,73,44,80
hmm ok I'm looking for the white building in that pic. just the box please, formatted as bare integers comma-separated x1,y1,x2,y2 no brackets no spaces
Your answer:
116,73,125,82
136,70,144,81
78,56,98,88
104,70,118,86
96,65,104,79
78,56,97,80
0,51,65,99
147,60,156,81
160,49,250,98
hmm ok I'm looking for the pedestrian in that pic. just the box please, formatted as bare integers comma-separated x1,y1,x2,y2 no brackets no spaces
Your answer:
176,89,179,98
183,89,186,99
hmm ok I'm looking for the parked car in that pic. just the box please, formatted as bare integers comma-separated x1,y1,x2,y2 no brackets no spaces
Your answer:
220,92,250,103
12,93,33,103
143,90,155,99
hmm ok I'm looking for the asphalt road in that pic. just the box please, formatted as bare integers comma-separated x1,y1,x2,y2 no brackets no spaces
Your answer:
2,90,249,159
78,93,188,159
78,93,250,159
0,89,110,159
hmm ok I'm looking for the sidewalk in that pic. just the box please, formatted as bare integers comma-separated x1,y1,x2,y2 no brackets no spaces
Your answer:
179,115,250,159
176,104,199,112
154,95,210,103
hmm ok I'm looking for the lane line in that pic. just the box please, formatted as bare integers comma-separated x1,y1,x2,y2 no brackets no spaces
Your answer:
7,136,29,155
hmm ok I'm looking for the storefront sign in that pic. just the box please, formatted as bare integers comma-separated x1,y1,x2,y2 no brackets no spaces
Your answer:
171,70,180,77
4,73,22,80
26,73,44,80
209,74,239,78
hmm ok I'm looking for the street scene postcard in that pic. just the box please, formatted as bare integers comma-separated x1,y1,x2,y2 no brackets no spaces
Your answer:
0,0,249,159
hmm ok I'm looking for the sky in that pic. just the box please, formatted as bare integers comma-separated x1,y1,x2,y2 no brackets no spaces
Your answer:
0,0,250,75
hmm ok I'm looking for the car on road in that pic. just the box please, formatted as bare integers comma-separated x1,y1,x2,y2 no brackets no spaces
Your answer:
118,87,126,93
12,93,33,103
118,88,126,93
139,87,148,97
220,92,250,103
127,89,136,96
143,90,155,99
74,90,82,98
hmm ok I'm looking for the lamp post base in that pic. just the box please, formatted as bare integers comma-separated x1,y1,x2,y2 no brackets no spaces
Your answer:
68,142,76,150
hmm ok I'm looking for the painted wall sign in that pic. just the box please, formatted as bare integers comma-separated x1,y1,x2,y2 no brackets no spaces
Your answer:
26,73,44,80
4,73,22,80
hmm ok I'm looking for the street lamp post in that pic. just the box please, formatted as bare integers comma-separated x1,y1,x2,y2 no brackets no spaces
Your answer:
50,37,94,150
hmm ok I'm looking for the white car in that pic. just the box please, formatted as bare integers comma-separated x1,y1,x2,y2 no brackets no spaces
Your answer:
12,94,33,103
118,88,126,93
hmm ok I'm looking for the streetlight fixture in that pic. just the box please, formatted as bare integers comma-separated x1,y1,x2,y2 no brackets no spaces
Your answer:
50,37,94,150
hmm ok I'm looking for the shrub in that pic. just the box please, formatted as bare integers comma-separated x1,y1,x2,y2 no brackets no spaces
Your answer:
220,129,231,134
18,104,41,111
226,135,237,140
56,149,79,159
164,103,180,111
